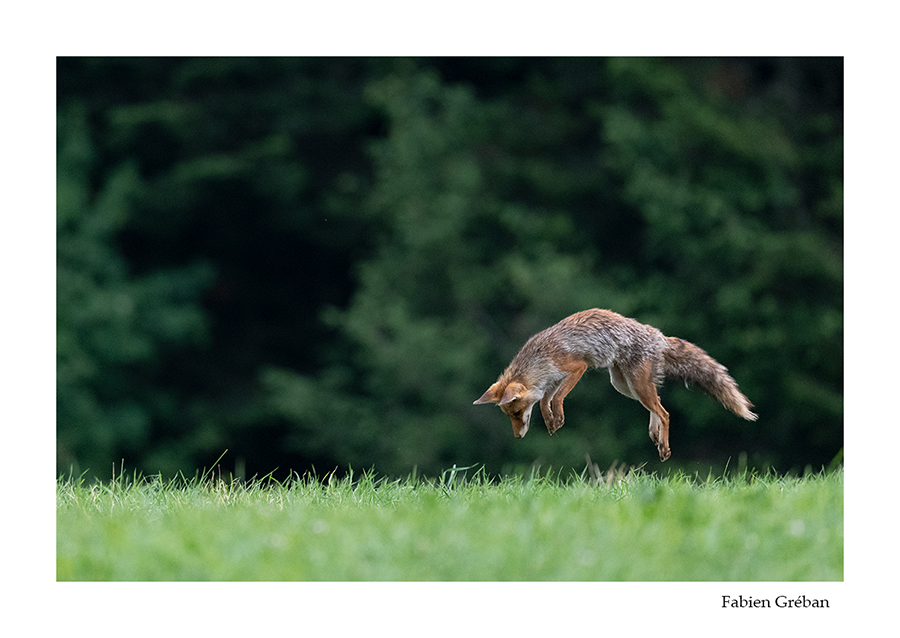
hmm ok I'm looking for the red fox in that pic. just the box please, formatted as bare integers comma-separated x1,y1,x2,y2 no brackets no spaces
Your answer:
473,309,757,461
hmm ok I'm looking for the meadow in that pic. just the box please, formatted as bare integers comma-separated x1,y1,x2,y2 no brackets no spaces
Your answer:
56,464,842,581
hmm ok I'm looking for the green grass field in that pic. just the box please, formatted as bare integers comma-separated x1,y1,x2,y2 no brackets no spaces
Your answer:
57,465,842,581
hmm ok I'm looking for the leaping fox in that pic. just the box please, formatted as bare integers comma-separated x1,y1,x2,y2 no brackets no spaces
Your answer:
473,309,757,461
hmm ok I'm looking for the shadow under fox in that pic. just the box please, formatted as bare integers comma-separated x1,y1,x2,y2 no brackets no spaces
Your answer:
474,309,757,461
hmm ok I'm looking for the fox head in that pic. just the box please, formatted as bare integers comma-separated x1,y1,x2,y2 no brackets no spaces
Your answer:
473,380,541,438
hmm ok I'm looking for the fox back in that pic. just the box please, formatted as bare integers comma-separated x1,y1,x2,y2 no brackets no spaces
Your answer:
502,309,667,383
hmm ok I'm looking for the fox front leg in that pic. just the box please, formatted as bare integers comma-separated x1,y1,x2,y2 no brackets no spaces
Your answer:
539,395,559,434
544,361,588,436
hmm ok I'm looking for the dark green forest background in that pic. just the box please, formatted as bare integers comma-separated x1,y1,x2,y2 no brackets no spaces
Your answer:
57,57,842,481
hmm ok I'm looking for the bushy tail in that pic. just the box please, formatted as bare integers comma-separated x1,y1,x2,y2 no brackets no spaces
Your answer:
662,337,758,421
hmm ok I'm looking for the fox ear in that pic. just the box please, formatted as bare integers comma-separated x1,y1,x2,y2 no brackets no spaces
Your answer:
499,382,531,406
473,382,503,405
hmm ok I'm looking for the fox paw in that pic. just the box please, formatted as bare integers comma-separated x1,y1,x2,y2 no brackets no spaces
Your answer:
657,445,671,462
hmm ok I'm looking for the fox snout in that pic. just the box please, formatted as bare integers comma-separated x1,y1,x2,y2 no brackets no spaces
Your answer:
511,414,530,438
499,394,535,438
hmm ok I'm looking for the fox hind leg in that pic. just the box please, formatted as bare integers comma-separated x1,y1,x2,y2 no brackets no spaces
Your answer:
620,362,671,461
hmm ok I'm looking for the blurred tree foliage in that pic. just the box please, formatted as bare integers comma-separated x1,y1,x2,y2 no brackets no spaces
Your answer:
57,107,213,473
57,58,842,479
